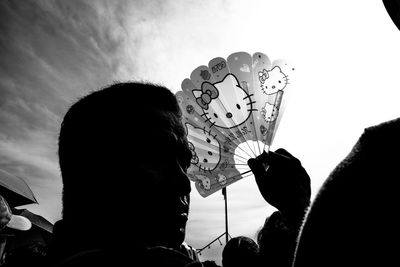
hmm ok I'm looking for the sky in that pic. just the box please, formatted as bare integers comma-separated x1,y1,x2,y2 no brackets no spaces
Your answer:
1,0,400,264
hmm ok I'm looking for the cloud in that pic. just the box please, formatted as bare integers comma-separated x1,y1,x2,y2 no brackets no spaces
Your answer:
0,0,136,222
0,0,267,262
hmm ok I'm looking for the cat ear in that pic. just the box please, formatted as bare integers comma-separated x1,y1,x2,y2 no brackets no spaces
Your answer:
270,66,282,73
224,73,240,87
192,89,203,98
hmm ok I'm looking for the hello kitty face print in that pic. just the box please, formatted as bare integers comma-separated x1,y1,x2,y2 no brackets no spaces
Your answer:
178,51,294,198
258,66,288,95
185,123,221,172
261,102,279,122
192,74,255,129
216,174,227,186
195,174,211,190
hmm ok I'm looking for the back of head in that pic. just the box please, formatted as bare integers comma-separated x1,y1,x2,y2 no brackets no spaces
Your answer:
293,119,400,267
293,4,400,265
222,236,259,267
58,82,182,230
383,0,400,31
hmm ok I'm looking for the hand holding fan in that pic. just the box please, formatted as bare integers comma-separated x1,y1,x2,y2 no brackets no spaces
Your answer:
176,51,294,197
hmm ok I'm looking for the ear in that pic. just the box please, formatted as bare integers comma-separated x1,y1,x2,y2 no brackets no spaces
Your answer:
270,66,282,73
192,89,202,98
224,73,240,87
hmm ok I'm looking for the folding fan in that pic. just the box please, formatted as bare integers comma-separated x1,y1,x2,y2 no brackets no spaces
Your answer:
176,51,294,197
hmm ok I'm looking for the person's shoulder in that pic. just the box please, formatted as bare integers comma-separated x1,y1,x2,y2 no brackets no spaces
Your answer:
364,117,400,142
312,118,400,207
356,117,400,159
179,242,200,262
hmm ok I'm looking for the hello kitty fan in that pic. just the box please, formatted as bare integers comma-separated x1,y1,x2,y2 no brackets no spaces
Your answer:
176,51,294,197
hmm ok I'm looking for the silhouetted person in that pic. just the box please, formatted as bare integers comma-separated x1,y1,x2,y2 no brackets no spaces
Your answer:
248,149,311,267
292,117,400,267
383,0,400,31
49,82,201,266
222,236,260,267
249,3,400,267
2,242,48,267
292,2,400,266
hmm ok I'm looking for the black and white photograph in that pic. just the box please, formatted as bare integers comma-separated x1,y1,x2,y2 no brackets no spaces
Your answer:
0,0,400,266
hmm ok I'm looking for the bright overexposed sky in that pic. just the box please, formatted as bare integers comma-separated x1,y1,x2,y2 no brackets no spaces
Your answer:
1,0,400,264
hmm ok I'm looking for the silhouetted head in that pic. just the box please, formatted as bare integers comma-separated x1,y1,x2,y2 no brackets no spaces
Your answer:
222,236,260,267
293,118,400,267
383,0,400,31
58,82,192,248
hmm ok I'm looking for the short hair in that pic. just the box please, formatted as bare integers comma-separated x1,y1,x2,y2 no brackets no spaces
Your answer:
222,236,260,267
293,118,400,267
58,82,183,221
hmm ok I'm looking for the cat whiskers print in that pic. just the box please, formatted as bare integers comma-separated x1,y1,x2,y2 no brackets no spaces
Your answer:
192,74,257,129
177,51,294,197
258,66,289,95
185,123,221,172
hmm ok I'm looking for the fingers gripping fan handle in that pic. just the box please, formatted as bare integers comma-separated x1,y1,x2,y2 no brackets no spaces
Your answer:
176,51,295,197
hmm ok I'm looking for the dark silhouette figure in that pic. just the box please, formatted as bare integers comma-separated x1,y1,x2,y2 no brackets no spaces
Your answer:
2,242,48,267
292,2,400,266
292,118,400,267
247,4,400,267
383,0,400,30
222,236,260,267
50,82,199,266
248,149,311,267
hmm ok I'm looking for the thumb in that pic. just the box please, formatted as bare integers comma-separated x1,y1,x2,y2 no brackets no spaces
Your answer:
247,158,265,176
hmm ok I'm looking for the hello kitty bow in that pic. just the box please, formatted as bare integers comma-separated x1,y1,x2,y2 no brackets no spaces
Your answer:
258,69,269,84
193,82,219,110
